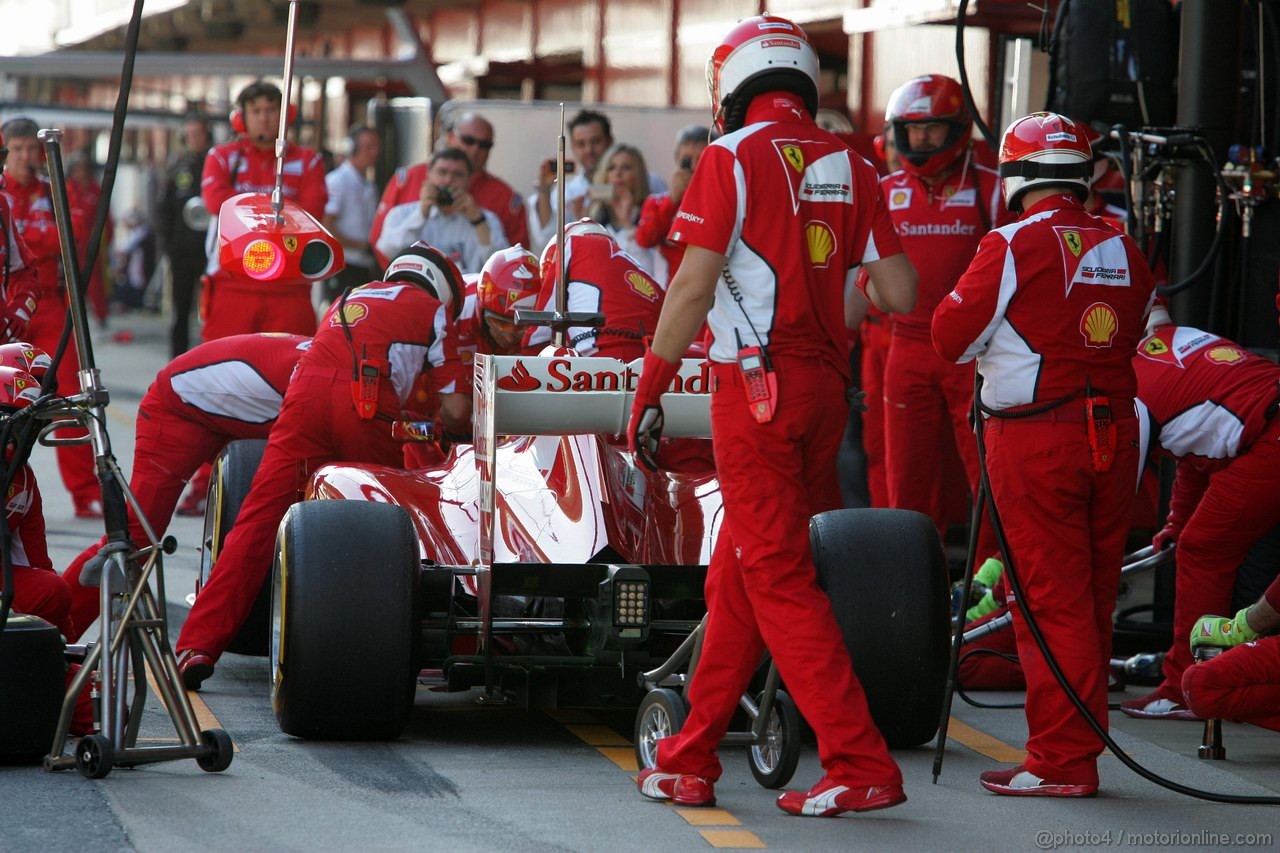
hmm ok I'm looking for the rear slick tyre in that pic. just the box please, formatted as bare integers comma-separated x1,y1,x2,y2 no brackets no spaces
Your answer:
810,508,949,749
271,501,418,740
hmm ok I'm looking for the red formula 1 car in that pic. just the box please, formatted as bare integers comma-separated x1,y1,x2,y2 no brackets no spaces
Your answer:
207,353,949,745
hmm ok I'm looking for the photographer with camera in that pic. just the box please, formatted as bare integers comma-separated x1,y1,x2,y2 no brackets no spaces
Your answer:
636,125,711,280
376,148,506,275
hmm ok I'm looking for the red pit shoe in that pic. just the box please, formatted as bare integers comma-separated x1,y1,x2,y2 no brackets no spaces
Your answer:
177,648,216,691
74,499,104,519
1120,688,1200,721
636,768,716,807
776,777,907,817
979,765,1097,798
175,492,207,518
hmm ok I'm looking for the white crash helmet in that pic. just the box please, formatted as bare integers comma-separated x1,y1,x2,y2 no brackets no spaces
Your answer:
705,15,819,135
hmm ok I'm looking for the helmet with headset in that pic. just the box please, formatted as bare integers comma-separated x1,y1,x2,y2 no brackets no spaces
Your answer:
0,343,50,382
886,75,972,179
998,112,1094,213
538,219,611,286
705,15,820,135
384,241,465,322
0,366,41,414
478,246,541,321
230,80,298,140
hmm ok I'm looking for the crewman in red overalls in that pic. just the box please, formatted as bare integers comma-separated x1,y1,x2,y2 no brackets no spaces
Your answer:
627,16,918,816
933,112,1155,797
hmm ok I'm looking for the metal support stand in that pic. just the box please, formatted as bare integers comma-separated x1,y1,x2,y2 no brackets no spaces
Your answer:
1193,645,1226,761
36,129,232,778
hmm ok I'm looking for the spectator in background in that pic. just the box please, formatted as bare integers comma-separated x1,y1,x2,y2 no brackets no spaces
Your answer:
323,124,380,303
112,210,157,311
156,117,211,356
376,148,506,274
447,114,529,249
587,143,667,286
66,152,111,328
636,125,710,280
368,112,527,267
528,109,668,253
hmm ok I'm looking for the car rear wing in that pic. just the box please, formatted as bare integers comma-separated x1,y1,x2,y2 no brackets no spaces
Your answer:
473,354,712,439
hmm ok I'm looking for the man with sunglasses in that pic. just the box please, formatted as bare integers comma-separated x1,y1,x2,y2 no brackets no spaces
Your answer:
369,113,526,266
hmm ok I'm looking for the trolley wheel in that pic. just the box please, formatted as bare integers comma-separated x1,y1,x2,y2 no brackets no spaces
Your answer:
197,728,235,773
634,688,686,771
75,734,114,779
747,689,801,789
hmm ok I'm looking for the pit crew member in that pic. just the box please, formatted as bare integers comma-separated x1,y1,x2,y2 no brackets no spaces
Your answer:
524,219,663,363
200,81,327,341
175,242,467,689
879,75,1012,553
628,16,917,817
1120,318,1280,720
1183,573,1280,732
933,112,1155,797
61,333,310,640
2,117,99,517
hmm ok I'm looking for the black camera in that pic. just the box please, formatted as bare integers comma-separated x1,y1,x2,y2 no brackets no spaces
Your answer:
435,186,454,206
680,156,693,170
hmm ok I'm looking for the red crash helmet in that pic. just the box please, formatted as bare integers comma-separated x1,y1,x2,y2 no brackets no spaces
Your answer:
998,112,1094,212
539,218,611,286
0,366,40,413
478,246,540,320
0,342,50,381
384,241,465,322
706,15,819,135
886,74,972,179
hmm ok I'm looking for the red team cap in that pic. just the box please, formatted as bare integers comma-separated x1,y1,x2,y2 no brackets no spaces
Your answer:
0,343,51,381
885,74,972,179
706,15,819,135
0,366,41,413
478,246,541,320
384,241,466,322
998,112,1095,212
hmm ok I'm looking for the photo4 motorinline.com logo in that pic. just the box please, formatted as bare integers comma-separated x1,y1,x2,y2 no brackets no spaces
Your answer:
1034,829,1272,850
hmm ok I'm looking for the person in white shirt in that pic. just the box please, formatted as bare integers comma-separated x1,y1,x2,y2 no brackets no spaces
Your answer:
323,125,380,299
527,109,667,253
587,143,667,287
377,148,507,274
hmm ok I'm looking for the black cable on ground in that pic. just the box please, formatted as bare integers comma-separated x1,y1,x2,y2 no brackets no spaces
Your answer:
973,372,1280,804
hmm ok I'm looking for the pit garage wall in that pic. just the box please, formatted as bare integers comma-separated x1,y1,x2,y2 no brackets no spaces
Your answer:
414,0,990,131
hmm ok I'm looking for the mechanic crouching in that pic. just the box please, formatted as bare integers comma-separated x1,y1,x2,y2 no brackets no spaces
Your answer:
1183,572,1280,732
175,242,468,689
1120,311,1280,720
932,113,1155,797
628,16,917,816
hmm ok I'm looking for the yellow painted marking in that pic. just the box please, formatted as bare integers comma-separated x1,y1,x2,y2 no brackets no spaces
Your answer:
565,724,631,746
105,405,135,428
144,662,240,753
595,746,638,771
677,808,740,827
946,718,1026,763
699,829,766,849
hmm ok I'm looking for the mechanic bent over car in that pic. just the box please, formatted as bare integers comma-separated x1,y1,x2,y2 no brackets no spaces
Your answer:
1184,570,1280,732
627,15,918,817
175,242,467,689
524,219,664,362
933,112,1156,797
1122,316,1280,720
61,333,311,641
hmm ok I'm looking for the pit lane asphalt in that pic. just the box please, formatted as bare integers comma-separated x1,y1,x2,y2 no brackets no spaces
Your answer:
2,314,1278,852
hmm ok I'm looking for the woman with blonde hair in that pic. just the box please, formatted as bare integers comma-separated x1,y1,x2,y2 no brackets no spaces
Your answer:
588,143,668,286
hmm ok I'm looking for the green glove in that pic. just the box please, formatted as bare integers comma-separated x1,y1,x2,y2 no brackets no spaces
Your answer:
974,556,1004,589
1190,607,1257,651
965,589,1000,623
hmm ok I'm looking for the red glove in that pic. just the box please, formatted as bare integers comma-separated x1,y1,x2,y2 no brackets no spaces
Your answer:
0,295,35,343
627,349,681,471
1152,522,1180,553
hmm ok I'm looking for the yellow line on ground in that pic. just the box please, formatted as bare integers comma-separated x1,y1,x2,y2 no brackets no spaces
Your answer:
595,746,638,771
699,829,766,849
105,405,135,428
946,718,1026,763
676,808,741,827
143,661,239,752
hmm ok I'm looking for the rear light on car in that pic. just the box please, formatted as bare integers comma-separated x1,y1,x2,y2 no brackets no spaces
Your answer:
595,566,651,648
615,580,649,628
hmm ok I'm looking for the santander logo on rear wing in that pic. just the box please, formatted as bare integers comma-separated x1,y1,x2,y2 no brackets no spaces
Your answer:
474,354,712,439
